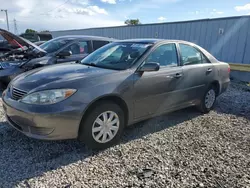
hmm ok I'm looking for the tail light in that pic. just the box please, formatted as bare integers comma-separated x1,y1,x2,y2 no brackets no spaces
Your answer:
228,65,231,73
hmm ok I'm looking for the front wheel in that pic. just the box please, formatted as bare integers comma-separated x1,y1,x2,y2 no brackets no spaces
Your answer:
197,86,217,113
78,101,125,150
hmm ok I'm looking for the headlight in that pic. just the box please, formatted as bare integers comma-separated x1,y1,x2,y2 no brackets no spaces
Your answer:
20,89,76,105
37,60,49,65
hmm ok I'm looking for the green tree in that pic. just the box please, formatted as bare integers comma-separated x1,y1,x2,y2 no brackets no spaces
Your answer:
25,29,37,33
125,19,141,25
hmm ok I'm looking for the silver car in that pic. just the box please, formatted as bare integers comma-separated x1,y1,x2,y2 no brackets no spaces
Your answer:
2,39,230,149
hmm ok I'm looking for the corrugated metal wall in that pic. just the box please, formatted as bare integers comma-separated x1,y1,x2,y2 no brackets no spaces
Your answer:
51,16,250,65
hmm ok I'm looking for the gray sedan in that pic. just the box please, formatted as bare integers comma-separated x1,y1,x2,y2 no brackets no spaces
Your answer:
2,39,230,149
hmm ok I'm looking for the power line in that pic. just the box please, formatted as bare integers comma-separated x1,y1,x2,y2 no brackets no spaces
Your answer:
40,0,70,15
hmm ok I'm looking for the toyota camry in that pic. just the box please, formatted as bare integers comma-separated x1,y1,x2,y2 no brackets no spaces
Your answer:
2,39,230,149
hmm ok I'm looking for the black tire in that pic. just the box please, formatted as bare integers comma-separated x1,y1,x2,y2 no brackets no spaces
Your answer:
197,86,217,113
78,101,125,150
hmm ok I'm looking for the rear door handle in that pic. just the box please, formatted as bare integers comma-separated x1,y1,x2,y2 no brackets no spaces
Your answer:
207,68,213,73
174,73,182,78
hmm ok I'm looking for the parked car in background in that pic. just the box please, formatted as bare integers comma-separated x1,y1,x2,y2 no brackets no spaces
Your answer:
2,39,230,149
20,32,52,43
0,28,115,87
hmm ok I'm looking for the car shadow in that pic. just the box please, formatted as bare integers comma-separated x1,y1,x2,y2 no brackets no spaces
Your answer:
0,107,201,187
122,107,201,143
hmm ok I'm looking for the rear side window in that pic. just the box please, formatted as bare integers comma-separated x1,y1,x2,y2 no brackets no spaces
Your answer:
179,44,209,65
93,40,110,50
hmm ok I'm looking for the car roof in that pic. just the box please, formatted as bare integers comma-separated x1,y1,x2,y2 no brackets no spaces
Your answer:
118,38,194,44
54,35,116,41
119,39,163,43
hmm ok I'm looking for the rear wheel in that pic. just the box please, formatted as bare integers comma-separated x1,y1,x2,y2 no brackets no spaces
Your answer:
78,101,125,150
197,86,217,113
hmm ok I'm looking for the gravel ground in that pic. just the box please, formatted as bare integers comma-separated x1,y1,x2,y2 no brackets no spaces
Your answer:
0,82,249,188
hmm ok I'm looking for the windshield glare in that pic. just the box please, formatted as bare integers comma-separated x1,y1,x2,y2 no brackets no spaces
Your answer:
81,42,152,70
39,38,73,53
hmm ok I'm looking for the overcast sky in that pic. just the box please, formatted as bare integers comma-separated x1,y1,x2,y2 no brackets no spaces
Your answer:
0,0,250,34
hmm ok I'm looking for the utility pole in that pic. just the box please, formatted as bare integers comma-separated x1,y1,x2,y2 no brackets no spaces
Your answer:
1,9,9,31
13,19,18,34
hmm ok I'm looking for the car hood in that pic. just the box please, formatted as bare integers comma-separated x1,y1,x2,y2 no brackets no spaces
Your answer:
11,63,117,91
0,28,46,53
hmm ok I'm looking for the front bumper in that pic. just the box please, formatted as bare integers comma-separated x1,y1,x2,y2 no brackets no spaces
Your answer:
2,91,87,140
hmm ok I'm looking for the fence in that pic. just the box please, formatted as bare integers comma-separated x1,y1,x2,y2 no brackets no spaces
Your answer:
51,15,250,81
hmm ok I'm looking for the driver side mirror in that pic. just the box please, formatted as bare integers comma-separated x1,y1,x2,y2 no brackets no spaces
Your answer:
138,62,160,72
57,50,72,57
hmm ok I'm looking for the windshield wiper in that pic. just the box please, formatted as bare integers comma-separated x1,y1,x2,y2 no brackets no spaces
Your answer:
82,62,100,67
81,62,123,70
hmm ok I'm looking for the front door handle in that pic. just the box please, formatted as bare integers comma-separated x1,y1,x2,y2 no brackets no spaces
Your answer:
174,73,182,78
207,68,213,73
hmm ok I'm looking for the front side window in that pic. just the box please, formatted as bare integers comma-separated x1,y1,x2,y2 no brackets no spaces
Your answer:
81,42,152,70
79,41,88,54
64,41,88,55
145,43,178,67
179,44,209,65
39,38,74,53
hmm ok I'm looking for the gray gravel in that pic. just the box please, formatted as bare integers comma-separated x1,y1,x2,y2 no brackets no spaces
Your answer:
0,82,250,188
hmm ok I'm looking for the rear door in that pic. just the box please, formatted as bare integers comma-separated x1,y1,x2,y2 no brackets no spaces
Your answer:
178,43,215,103
133,43,186,119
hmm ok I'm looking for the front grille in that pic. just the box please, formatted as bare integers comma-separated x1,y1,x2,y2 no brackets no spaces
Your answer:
11,87,28,100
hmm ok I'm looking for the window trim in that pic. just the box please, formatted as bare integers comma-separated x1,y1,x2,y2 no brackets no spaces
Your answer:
177,42,211,66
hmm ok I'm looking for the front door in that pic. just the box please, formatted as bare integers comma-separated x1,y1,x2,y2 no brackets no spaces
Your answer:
133,43,185,119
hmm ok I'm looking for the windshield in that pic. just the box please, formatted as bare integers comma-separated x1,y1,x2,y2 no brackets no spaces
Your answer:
81,42,152,70
39,38,74,53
